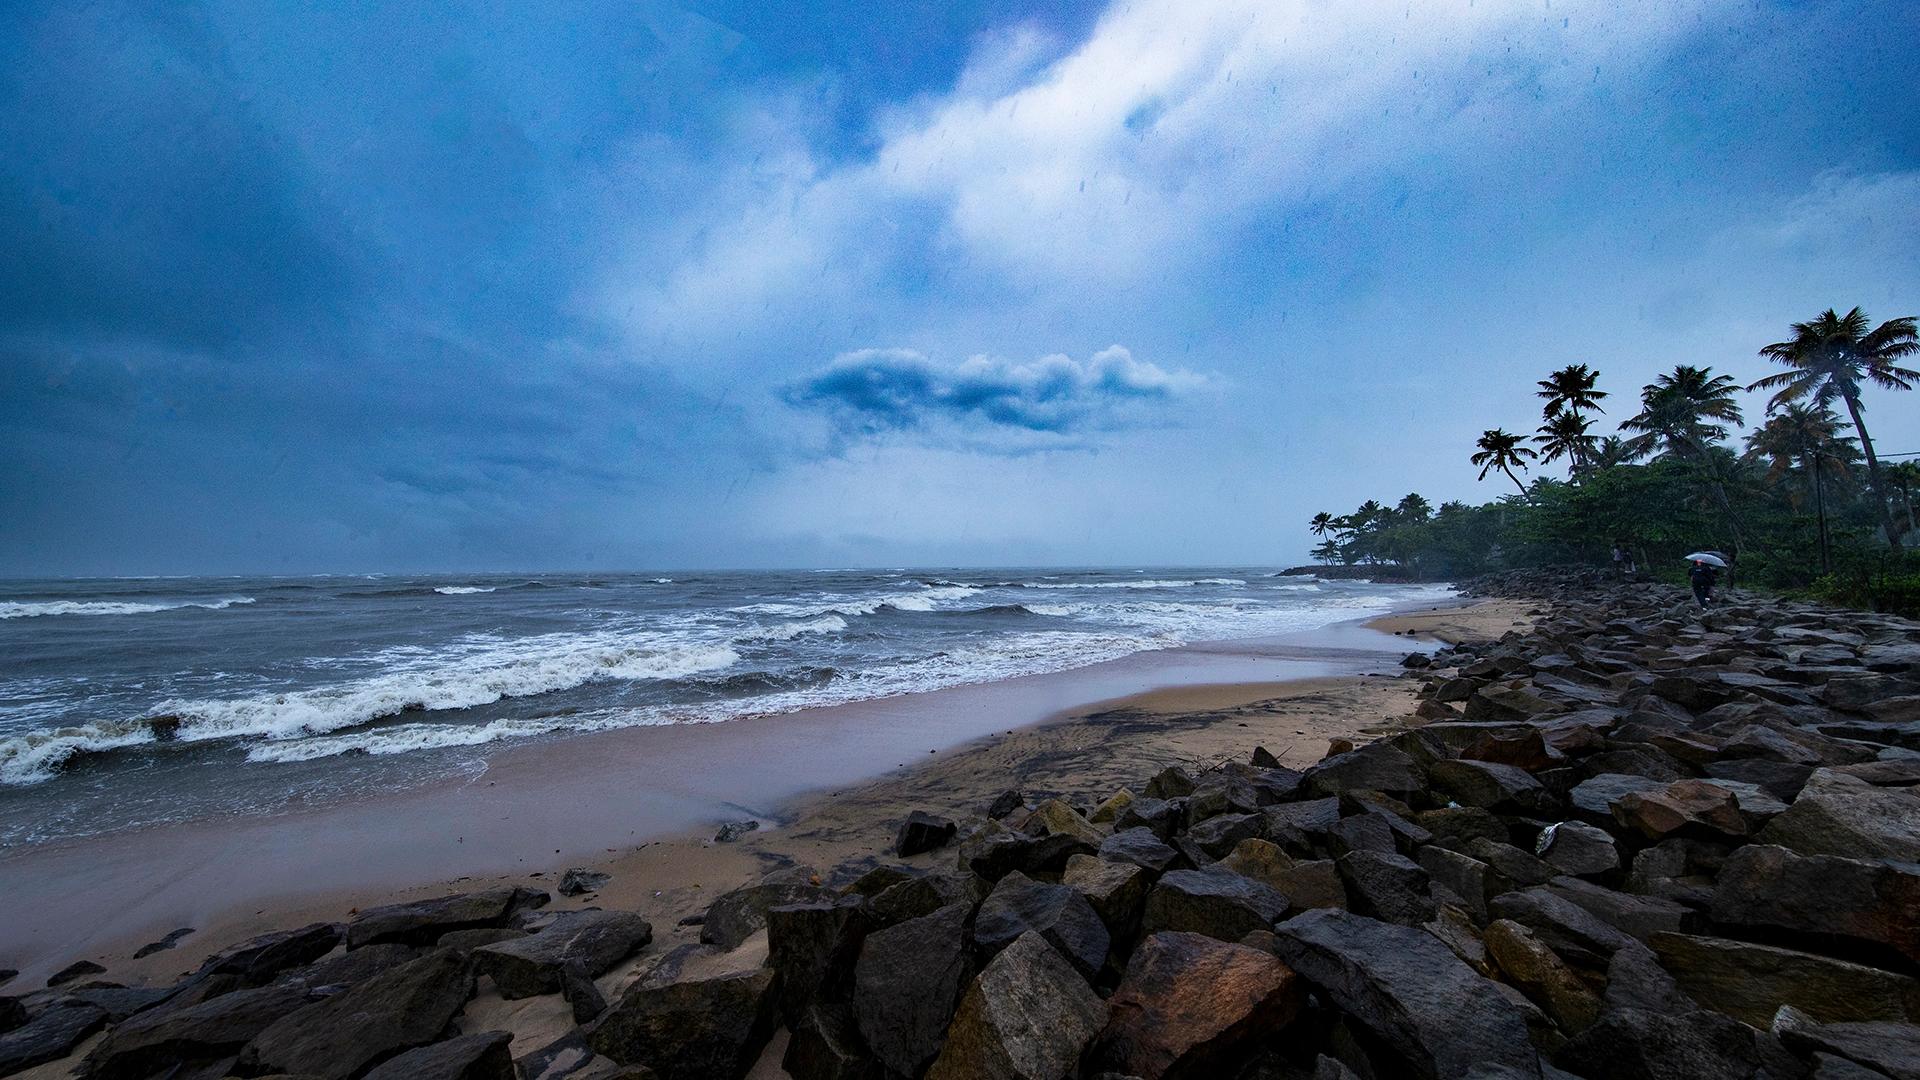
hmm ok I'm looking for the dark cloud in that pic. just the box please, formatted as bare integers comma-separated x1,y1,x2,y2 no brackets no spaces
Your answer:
786,346,1205,436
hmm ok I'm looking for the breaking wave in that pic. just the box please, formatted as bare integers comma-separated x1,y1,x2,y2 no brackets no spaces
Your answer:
0,597,255,619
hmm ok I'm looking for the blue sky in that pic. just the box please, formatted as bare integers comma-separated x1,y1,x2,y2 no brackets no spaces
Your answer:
3,0,1917,574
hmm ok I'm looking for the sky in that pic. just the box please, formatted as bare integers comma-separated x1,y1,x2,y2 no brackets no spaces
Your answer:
2,0,1918,575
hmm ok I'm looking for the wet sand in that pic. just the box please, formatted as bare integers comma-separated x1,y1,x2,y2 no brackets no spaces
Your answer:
0,594,1522,990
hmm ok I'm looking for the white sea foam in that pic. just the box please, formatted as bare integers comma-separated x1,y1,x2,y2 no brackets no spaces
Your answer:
0,597,255,619
0,630,739,785
433,586,496,595
1018,578,1245,590
740,614,849,641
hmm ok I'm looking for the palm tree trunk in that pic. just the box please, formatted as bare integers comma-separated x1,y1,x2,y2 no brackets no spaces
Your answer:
1840,389,1901,547
1809,453,1830,574
1503,466,1527,496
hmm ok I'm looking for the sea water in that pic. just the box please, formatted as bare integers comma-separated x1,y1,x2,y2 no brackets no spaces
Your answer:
0,568,1452,847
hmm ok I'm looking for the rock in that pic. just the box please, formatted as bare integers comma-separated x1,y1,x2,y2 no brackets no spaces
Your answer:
1542,877,1690,941
559,868,611,896
1465,839,1558,891
82,983,315,1080
1021,799,1106,847
239,948,476,1079
203,921,348,985
1328,812,1398,856
1569,774,1665,819
1216,838,1292,889
1100,827,1180,874
853,903,973,1077
1488,888,1635,973
870,871,982,927
714,819,759,843
1116,797,1182,840
1430,759,1551,813
1535,822,1620,877
1758,769,1920,861
347,888,548,949
1484,919,1601,1033
767,896,872,1022
437,927,528,952
0,1001,108,1075
1187,812,1263,859
1272,910,1541,1079
987,790,1026,819
362,1030,515,1080
1142,867,1289,942
1251,746,1283,768
1260,797,1342,846
1772,1007,1920,1080
1554,1006,1764,1080
46,960,106,987
588,967,776,1080
1462,728,1557,771
132,927,196,959
1304,745,1424,798
926,931,1106,1080
1091,790,1134,824
514,1030,614,1080
1064,855,1150,939
1145,766,1197,800
1417,847,1492,922
974,872,1109,979
1466,686,1563,724
280,941,421,991
782,1003,877,1080
473,909,652,998
1710,845,1920,967
1088,931,1302,1080
1416,806,1510,848
1611,779,1748,841
1336,851,1435,926
1649,932,1920,1028
702,865,833,950
0,997,23,1033
561,960,609,1023
896,811,959,857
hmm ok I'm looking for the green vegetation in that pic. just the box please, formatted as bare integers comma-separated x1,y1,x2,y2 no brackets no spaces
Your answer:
1307,308,1920,613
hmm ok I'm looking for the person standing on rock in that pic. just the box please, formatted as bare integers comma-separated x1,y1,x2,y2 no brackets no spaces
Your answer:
1611,542,1635,579
1689,558,1718,607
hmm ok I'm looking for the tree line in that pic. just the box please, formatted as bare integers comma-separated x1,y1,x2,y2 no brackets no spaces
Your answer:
1307,307,1920,612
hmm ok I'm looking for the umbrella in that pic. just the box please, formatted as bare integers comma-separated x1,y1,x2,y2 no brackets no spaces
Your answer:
1684,552,1728,568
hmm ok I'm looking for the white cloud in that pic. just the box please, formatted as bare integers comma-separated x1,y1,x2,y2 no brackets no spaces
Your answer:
601,0,1737,342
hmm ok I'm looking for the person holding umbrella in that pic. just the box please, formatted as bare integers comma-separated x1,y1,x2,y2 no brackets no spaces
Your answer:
1686,551,1727,607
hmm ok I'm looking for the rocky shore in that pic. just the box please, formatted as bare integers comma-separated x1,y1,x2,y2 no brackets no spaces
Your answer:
4,574,1918,1079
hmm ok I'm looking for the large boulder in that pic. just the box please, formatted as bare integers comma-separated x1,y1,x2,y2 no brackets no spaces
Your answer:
473,909,652,999
1536,822,1620,878
238,948,476,1079
0,1001,108,1076
782,1003,877,1080
853,902,973,1077
1650,932,1920,1028
1020,800,1106,848
925,931,1106,1080
1142,867,1288,942
1772,1006,1920,1080
1610,779,1748,841
361,1030,515,1080
1483,919,1601,1033
1272,910,1541,1080
1088,931,1303,1080
702,865,835,951
973,872,1109,980
1064,854,1150,940
1335,852,1435,926
896,811,959,857
1710,845,1920,967
198,922,346,984
1429,760,1551,814
1303,745,1424,798
767,896,873,1022
346,888,547,949
83,983,316,1080
1100,827,1181,874
1554,1006,1766,1080
1758,769,1920,862
588,967,777,1080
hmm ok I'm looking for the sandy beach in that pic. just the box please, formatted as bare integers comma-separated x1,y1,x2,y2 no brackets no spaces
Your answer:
0,598,1527,1003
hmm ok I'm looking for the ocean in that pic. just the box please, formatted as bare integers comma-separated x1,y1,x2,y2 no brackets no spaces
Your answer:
0,568,1452,849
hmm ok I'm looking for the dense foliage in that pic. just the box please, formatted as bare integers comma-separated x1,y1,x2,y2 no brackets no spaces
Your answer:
1307,307,1920,613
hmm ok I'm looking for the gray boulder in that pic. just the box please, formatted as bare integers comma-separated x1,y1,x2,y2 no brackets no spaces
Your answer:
473,909,652,998
588,967,776,1080
925,931,1105,1080
239,948,476,1079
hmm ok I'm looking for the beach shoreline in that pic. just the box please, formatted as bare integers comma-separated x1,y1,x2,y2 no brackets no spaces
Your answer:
0,594,1528,991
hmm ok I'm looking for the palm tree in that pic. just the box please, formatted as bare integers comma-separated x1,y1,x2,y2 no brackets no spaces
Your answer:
1620,365,1749,546
1535,411,1599,477
1396,493,1432,521
1472,429,1536,495
1537,364,1608,418
1309,512,1335,538
1588,436,1635,470
1753,308,1919,547
1619,366,1745,461
1745,404,1856,572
